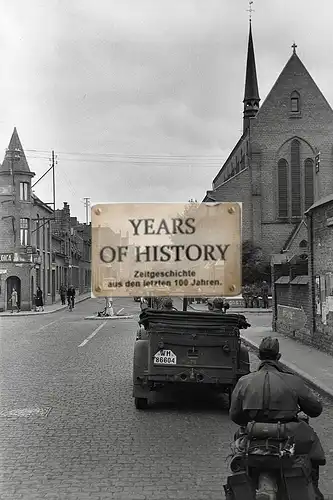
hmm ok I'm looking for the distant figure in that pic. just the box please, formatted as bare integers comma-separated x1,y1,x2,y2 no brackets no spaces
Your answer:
207,298,214,311
35,286,44,312
242,285,251,308
105,297,113,316
212,297,226,313
261,280,269,309
140,297,148,311
67,285,76,310
59,284,67,305
10,287,19,313
161,298,177,311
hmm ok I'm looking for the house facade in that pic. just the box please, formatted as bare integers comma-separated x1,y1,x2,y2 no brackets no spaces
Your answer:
0,128,91,311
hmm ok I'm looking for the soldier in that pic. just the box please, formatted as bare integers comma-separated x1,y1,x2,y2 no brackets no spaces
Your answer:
229,337,325,500
207,298,214,311
161,297,177,311
212,296,226,312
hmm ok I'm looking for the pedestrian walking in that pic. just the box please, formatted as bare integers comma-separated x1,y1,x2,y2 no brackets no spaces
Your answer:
261,280,269,308
242,285,251,308
10,287,19,313
35,286,44,312
67,285,75,310
59,284,67,305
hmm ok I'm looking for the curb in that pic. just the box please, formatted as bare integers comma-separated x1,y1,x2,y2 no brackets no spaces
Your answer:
188,304,272,314
0,295,91,317
84,315,134,320
241,335,333,400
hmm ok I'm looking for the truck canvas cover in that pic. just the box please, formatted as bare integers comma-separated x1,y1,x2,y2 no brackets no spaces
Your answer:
138,309,250,385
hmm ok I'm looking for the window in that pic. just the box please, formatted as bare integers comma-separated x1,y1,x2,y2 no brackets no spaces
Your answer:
304,158,314,210
20,218,29,246
278,159,288,218
290,91,300,113
291,139,301,216
19,182,29,201
291,98,299,112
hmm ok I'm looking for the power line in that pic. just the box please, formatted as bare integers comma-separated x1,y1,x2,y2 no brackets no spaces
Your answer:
25,156,223,168
25,149,225,159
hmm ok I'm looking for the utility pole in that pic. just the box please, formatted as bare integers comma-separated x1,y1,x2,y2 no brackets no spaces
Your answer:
83,197,91,224
52,150,56,211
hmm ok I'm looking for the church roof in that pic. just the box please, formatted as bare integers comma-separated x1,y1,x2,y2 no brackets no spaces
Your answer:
305,193,333,213
256,49,333,117
0,128,33,174
243,22,260,102
281,219,307,252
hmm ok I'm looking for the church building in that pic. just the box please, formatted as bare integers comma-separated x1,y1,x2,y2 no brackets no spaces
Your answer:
203,21,333,262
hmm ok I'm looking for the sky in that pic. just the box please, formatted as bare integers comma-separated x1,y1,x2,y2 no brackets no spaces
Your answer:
0,0,332,223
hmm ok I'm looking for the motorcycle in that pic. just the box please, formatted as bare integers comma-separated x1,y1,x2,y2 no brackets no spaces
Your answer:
224,412,318,500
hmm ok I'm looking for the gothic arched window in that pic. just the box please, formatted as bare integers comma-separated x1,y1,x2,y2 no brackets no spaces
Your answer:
278,159,288,218
290,91,300,113
304,158,314,210
291,139,301,216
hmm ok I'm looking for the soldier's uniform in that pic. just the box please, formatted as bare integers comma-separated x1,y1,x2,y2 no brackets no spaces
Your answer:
229,337,325,500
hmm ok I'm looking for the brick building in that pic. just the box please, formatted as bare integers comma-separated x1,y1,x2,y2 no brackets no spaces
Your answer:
271,195,333,354
203,22,333,262
0,128,91,311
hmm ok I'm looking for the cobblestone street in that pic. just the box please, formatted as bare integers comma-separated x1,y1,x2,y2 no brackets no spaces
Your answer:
1,298,332,499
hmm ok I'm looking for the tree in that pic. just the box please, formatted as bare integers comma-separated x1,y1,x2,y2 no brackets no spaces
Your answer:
242,240,271,285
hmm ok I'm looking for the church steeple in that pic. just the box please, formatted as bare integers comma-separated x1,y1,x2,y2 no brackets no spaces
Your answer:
243,21,260,133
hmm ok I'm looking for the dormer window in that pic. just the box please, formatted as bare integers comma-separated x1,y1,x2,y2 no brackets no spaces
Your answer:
290,91,300,113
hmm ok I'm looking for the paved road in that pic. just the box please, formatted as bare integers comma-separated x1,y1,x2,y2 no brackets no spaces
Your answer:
1,298,332,499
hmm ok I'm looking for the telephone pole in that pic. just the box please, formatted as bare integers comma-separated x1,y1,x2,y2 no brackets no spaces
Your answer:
83,197,91,224
52,150,56,211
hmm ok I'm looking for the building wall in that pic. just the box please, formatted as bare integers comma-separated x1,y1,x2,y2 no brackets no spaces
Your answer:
205,53,333,265
0,167,40,311
307,201,333,353
210,168,253,243
273,200,333,355
213,132,250,188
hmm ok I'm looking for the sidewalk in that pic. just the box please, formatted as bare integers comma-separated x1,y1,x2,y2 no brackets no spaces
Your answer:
186,301,333,399
0,293,91,317
241,326,333,399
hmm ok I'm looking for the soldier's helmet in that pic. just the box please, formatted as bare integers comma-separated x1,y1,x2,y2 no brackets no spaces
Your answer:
212,297,224,309
163,298,173,309
259,337,280,358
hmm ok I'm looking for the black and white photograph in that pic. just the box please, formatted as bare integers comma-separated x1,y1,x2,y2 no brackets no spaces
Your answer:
0,0,333,499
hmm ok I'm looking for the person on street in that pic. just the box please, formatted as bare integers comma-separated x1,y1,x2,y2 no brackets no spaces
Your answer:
59,284,67,305
261,280,269,308
207,298,214,311
242,284,251,308
161,297,177,311
229,336,325,500
35,286,44,312
10,287,19,313
140,297,149,311
67,285,75,309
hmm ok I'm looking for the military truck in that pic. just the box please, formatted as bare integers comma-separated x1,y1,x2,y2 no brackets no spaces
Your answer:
132,308,251,409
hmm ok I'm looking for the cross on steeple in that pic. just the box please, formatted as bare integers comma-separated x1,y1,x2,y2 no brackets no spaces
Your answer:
292,42,297,54
247,0,254,22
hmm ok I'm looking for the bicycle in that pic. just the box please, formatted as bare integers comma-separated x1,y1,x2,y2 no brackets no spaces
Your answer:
68,296,74,311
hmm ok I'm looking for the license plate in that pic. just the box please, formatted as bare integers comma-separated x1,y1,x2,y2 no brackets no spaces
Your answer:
154,349,177,365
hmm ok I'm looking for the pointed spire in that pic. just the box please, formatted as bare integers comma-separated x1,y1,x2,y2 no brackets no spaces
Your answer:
243,22,260,132
0,127,33,175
